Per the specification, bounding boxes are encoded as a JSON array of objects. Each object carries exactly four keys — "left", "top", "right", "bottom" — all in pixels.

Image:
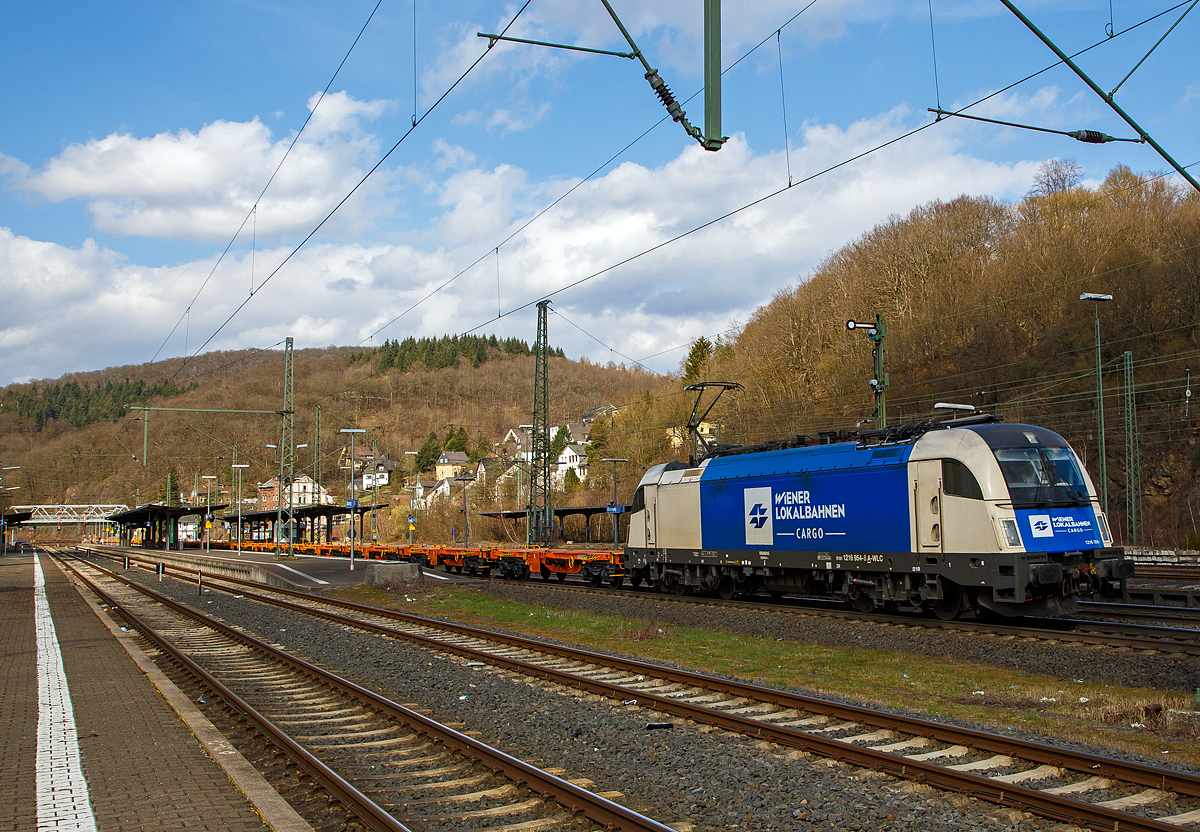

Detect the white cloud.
[
  {"left": 431, "top": 139, "right": 477, "bottom": 171},
  {"left": 1184, "top": 82, "right": 1200, "bottom": 104},
  {"left": 4, "top": 91, "right": 395, "bottom": 241},
  {"left": 1, "top": 105, "right": 1040, "bottom": 384}
]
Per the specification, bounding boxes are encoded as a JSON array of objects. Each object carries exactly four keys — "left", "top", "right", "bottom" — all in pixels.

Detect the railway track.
[
  {"left": 54, "top": 551, "right": 675, "bottom": 832},
  {"left": 488, "top": 573, "right": 1200, "bottom": 655},
  {"left": 1132, "top": 567, "right": 1200, "bottom": 581},
  {"left": 71, "top": 547, "right": 1200, "bottom": 832},
  {"left": 88, "top": 545, "right": 1200, "bottom": 649},
  {"left": 1079, "top": 602, "right": 1200, "bottom": 626}
]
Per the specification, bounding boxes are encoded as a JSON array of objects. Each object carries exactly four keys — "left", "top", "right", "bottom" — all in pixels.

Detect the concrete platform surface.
[{"left": 0, "top": 552, "right": 313, "bottom": 832}]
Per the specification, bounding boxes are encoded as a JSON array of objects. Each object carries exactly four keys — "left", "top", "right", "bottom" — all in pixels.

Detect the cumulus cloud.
[
  {"left": 4, "top": 91, "right": 395, "bottom": 241},
  {"left": 1, "top": 104, "right": 1041, "bottom": 384}
]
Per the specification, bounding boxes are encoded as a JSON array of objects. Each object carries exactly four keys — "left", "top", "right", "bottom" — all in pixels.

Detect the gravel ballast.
[{"left": 87, "top": 562, "right": 1124, "bottom": 832}]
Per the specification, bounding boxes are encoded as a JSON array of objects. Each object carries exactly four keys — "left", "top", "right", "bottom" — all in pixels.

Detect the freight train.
[
  {"left": 622, "top": 414, "right": 1133, "bottom": 618},
  {"left": 199, "top": 413, "right": 1130, "bottom": 619}
]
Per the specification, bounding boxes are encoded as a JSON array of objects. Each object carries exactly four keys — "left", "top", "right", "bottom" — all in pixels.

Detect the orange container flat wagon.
[{"left": 523, "top": 548, "right": 625, "bottom": 587}]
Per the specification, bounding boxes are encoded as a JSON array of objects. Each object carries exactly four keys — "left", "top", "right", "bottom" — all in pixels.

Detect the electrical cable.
[
  {"left": 1108, "top": 0, "right": 1199, "bottom": 100},
  {"left": 927, "top": 0, "right": 942, "bottom": 111},
  {"left": 777, "top": 30, "right": 792, "bottom": 186},
  {"left": 457, "top": 2, "right": 1193, "bottom": 346},
  {"left": 357, "top": 1, "right": 824, "bottom": 346},
  {"left": 549, "top": 309, "right": 658, "bottom": 374},
  {"left": 151, "top": 0, "right": 386, "bottom": 364},
  {"left": 172, "top": 1, "right": 535, "bottom": 378},
  {"left": 464, "top": 119, "right": 940, "bottom": 331}
]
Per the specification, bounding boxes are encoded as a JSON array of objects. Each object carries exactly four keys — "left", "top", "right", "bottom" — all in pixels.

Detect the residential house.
[
  {"left": 473, "top": 457, "right": 506, "bottom": 486},
  {"left": 553, "top": 443, "right": 589, "bottom": 486},
  {"left": 667, "top": 421, "right": 720, "bottom": 450},
  {"left": 359, "top": 453, "right": 400, "bottom": 490},
  {"left": 257, "top": 474, "right": 333, "bottom": 511},
  {"left": 411, "top": 478, "right": 448, "bottom": 510},
  {"left": 434, "top": 451, "right": 471, "bottom": 481}
]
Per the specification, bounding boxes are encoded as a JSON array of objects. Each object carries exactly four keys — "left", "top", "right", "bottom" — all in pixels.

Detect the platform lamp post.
[
  {"left": 201, "top": 475, "right": 217, "bottom": 554},
  {"left": 600, "top": 458, "right": 628, "bottom": 547},
  {"left": 2, "top": 481, "right": 20, "bottom": 554},
  {"left": 404, "top": 451, "right": 418, "bottom": 545},
  {"left": 232, "top": 464, "right": 249, "bottom": 555},
  {"left": 340, "top": 429, "right": 367, "bottom": 571},
  {"left": 1081, "top": 293, "right": 1114, "bottom": 516},
  {"left": 291, "top": 443, "right": 308, "bottom": 555},
  {"left": 266, "top": 443, "right": 281, "bottom": 555}
]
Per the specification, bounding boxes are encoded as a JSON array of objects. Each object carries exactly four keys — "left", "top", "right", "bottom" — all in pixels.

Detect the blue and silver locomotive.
[{"left": 624, "top": 415, "right": 1132, "bottom": 618}]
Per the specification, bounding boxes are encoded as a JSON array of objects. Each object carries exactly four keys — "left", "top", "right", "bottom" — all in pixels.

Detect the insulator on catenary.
[
  {"left": 644, "top": 69, "right": 685, "bottom": 122},
  {"left": 1067, "top": 130, "right": 1114, "bottom": 144}
]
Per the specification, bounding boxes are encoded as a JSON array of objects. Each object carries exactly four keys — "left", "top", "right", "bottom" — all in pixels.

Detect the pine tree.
[
  {"left": 415, "top": 431, "right": 441, "bottom": 473},
  {"left": 682, "top": 336, "right": 714, "bottom": 385}
]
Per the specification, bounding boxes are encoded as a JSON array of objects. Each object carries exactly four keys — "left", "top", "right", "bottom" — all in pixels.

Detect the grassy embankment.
[{"left": 338, "top": 583, "right": 1200, "bottom": 767}]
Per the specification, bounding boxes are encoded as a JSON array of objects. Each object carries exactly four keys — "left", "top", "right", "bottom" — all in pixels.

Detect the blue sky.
[{"left": 2, "top": 0, "right": 1197, "bottom": 384}]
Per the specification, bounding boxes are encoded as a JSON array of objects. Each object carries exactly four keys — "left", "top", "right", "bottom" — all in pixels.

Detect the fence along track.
[
  {"left": 54, "top": 552, "right": 676, "bottom": 832},
  {"left": 81, "top": 546, "right": 1200, "bottom": 832}
]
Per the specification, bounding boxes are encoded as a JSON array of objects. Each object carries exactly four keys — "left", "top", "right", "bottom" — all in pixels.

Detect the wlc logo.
[
  {"left": 748, "top": 503, "right": 769, "bottom": 529},
  {"left": 743, "top": 487, "right": 773, "bottom": 545},
  {"left": 1028, "top": 513, "right": 1054, "bottom": 538}
]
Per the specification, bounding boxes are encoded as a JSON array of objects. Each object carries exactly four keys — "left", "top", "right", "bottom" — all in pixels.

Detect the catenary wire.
[
  {"left": 357, "top": 1, "right": 824, "bottom": 346},
  {"left": 151, "top": 0, "right": 386, "bottom": 364},
  {"left": 549, "top": 309, "right": 659, "bottom": 374},
  {"left": 170, "top": 1, "right": 535, "bottom": 381},
  {"left": 458, "top": 3, "right": 1192, "bottom": 347}
]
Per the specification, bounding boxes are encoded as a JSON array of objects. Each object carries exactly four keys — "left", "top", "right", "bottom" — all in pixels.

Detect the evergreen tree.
[
  {"left": 682, "top": 336, "right": 714, "bottom": 385},
  {"left": 2, "top": 377, "right": 195, "bottom": 432},
  {"left": 550, "top": 425, "right": 571, "bottom": 458},
  {"left": 415, "top": 431, "right": 441, "bottom": 472},
  {"left": 443, "top": 426, "right": 469, "bottom": 454}
]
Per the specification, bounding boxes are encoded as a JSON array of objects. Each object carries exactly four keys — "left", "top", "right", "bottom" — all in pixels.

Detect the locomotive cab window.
[
  {"left": 942, "top": 459, "right": 983, "bottom": 500},
  {"left": 994, "top": 446, "right": 1089, "bottom": 509},
  {"left": 631, "top": 485, "right": 646, "bottom": 514}
]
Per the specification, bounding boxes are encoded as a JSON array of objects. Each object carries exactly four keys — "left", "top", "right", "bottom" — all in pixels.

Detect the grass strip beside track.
[{"left": 338, "top": 583, "right": 1200, "bottom": 769}]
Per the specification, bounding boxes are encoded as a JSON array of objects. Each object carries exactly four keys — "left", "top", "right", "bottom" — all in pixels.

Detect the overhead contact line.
[
  {"left": 173, "top": 1, "right": 536, "bottom": 378},
  {"left": 153, "top": 0, "right": 387, "bottom": 366}
]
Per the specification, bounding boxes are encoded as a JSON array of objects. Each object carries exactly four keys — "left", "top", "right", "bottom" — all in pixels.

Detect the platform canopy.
[
  {"left": 219, "top": 503, "right": 387, "bottom": 524},
  {"left": 2, "top": 510, "right": 33, "bottom": 528},
  {"left": 106, "top": 503, "right": 227, "bottom": 525},
  {"left": 219, "top": 503, "right": 388, "bottom": 545},
  {"left": 106, "top": 503, "right": 228, "bottom": 549}
]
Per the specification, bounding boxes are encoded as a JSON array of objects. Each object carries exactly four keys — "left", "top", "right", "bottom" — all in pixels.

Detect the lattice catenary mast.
[{"left": 529, "top": 301, "right": 554, "bottom": 544}]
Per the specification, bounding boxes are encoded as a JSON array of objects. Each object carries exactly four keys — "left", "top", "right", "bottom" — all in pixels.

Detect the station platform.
[
  {"left": 93, "top": 545, "right": 383, "bottom": 591},
  {"left": 0, "top": 551, "right": 313, "bottom": 832}
]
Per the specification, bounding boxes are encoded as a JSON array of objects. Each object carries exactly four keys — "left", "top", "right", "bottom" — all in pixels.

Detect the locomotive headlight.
[{"left": 997, "top": 518, "right": 1022, "bottom": 548}]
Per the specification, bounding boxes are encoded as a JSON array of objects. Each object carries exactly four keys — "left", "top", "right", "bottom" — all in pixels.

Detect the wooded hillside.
[
  {"left": 596, "top": 163, "right": 1200, "bottom": 548},
  {"left": 0, "top": 338, "right": 665, "bottom": 527},
  {"left": 4, "top": 162, "right": 1197, "bottom": 548}
]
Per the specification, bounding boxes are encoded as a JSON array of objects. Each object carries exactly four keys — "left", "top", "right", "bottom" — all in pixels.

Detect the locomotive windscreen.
[{"left": 994, "top": 446, "right": 1090, "bottom": 509}]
